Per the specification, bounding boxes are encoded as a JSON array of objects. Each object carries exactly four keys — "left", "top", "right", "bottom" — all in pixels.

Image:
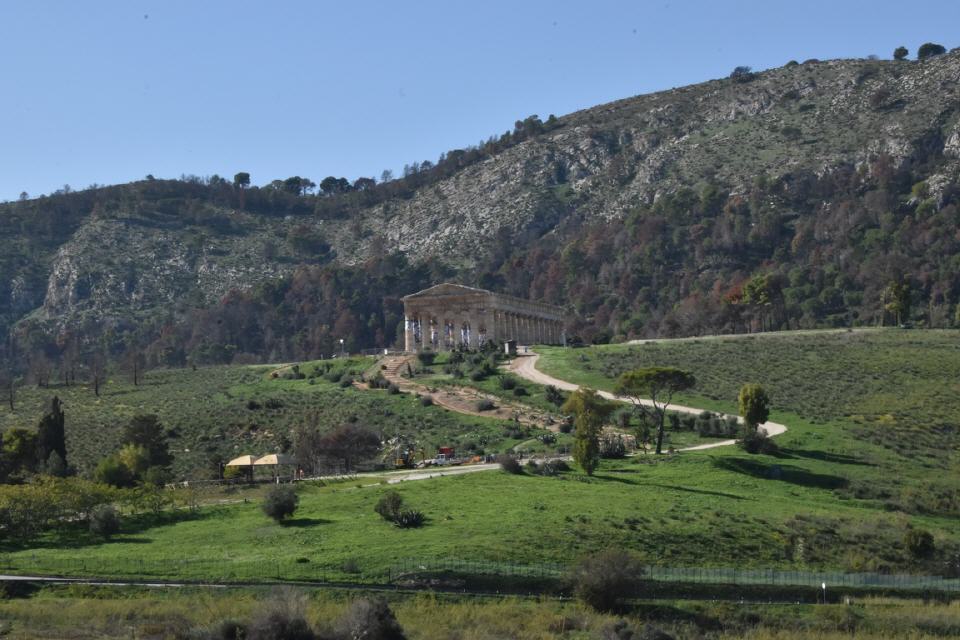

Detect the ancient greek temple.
[{"left": 402, "top": 283, "right": 565, "bottom": 352}]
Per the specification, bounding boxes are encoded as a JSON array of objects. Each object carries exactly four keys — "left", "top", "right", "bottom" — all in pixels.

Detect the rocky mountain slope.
[{"left": 2, "top": 52, "right": 960, "bottom": 362}]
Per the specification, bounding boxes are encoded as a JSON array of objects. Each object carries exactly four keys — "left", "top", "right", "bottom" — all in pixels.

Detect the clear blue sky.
[{"left": 1, "top": 1, "right": 957, "bottom": 201}]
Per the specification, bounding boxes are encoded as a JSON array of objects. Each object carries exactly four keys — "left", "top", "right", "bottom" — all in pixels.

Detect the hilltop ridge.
[{"left": 2, "top": 51, "right": 960, "bottom": 364}]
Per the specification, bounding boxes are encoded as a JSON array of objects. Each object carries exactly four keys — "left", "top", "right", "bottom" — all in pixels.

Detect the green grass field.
[{"left": 2, "top": 329, "right": 958, "bottom": 585}]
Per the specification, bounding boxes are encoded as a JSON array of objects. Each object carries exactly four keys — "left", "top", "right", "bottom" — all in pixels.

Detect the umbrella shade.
[
  {"left": 254, "top": 453, "right": 295, "bottom": 466},
  {"left": 225, "top": 455, "right": 258, "bottom": 467}
]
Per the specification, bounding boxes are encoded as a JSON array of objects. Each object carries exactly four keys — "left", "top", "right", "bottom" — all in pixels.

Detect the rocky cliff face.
[
  {"left": 6, "top": 52, "right": 960, "bottom": 336},
  {"left": 341, "top": 55, "right": 959, "bottom": 264}
]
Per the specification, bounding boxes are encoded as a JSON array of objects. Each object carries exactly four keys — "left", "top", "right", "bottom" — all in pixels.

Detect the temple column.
[{"left": 405, "top": 315, "right": 414, "bottom": 352}]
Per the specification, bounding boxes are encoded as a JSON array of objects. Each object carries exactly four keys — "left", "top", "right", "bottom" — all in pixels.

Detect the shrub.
[
  {"left": 570, "top": 549, "right": 646, "bottom": 612},
  {"left": 392, "top": 509, "right": 425, "bottom": 528},
  {"left": 498, "top": 454, "right": 523, "bottom": 475},
  {"left": 94, "top": 455, "right": 135, "bottom": 488},
  {"left": 142, "top": 466, "right": 171, "bottom": 488},
  {"left": 247, "top": 612, "right": 314, "bottom": 640},
  {"left": 89, "top": 504, "right": 120, "bottom": 538},
  {"left": 537, "top": 459, "right": 570, "bottom": 476},
  {"left": 325, "top": 370, "right": 343, "bottom": 383},
  {"left": 600, "top": 435, "right": 627, "bottom": 459},
  {"left": 262, "top": 485, "right": 299, "bottom": 523},
  {"left": 419, "top": 395, "right": 433, "bottom": 407},
  {"left": 739, "top": 427, "right": 778, "bottom": 455},
  {"left": 559, "top": 418, "right": 574, "bottom": 434},
  {"left": 917, "top": 42, "right": 946, "bottom": 60},
  {"left": 545, "top": 385, "right": 566, "bottom": 407},
  {"left": 512, "top": 387, "right": 528, "bottom": 397},
  {"left": 476, "top": 399, "right": 495, "bottom": 412},
  {"left": 469, "top": 370, "right": 486, "bottom": 381},
  {"left": 212, "top": 620, "right": 248, "bottom": 640},
  {"left": 335, "top": 597, "right": 406, "bottom": 640},
  {"left": 375, "top": 491, "right": 404, "bottom": 522},
  {"left": 247, "top": 400, "right": 262, "bottom": 410},
  {"left": 387, "top": 383, "right": 400, "bottom": 395},
  {"left": 730, "top": 65, "right": 755, "bottom": 82},
  {"left": 368, "top": 374, "right": 388, "bottom": 390},
  {"left": 339, "top": 376, "right": 354, "bottom": 388},
  {"left": 905, "top": 529, "right": 935, "bottom": 558},
  {"left": 416, "top": 351, "right": 436, "bottom": 367},
  {"left": 498, "top": 376, "right": 516, "bottom": 390},
  {"left": 893, "top": 46, "right": 908, "bottom": 60}
]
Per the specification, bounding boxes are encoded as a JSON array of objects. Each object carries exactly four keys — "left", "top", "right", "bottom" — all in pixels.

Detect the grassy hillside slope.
[
  {"left": 0, "top": 357, "right": 538, "bottom": 477},
  {"left": 3, "top": 330, "right": 958, "bottom": 581}
]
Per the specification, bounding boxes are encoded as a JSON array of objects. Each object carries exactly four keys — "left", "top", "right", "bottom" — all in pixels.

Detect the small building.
[{"left": 402, "top": 283, "right": 565, "bottom": 352}]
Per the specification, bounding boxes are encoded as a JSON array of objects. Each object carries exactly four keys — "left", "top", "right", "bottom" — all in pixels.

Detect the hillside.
[
  {"left": 3, "top": 52, "right": 960, "bottom": 366},
  {"left": 4, "top": 330, "right": 958, "bottom": 583}
]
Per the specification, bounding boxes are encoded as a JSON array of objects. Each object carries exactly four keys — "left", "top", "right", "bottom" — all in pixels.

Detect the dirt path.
[
  {"left": 508, "top": 352, "right": 786, "bottom": 451},
  {"left": 375, "top": 355, "right": 557, "bottom": 430}
]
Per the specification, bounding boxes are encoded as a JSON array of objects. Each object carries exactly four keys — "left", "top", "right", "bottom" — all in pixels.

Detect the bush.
[
  {"left": 476, "top": 399, "right": 495, "bottom": 412},
  {"left": 374, "top": 492, "right": 424, "bottom": 528},
  {"left": 94, "top": 455, "right": 136, "bottom": 488},
  {"left": 469, "top": 370, "right": 486, "bottom": 382},
  {"left": 730, "top": 65, "right": 755, "bottom": 82},
  {"left": 142, "top": 466, "right": 171, "bottom": 488},
  {"left": 545, "top": 385, "right": 566, "bottom": 407},
  {"left": 918, "top": 42, "right": 946, "bottom": 60},
  {"left": 334, "top": 597, "right": 406, "bottom": 640},
  {"left": 89, "top": 504, "right": 120, "bottom": 538},
  {"left": 262, "top": 485, "right": 299, "bottom": 523},
  {"left": 498, "top": 454, "right": 523, "bottom": 474},
  {"left": 247, "top": 612, "right": 314, "bottom": 640},
  {"left": 339, "top": 376, "right": 354, "bottom": 388},
  {"left": 498, "top": 376, "right": 516, "bottom": 390},
  {"left": 559, "top": 418, "right": 574, "bottom": 434},
  {"left": 738, "top": 427, "right": 778, "bottom": 454},
  {"left": 212, "top": 620, "right": 248, "bottom": 640},
  {"left": 537, "top": 459, "right": 570, "bottom": 476},
  {"left": 600, "top": 435, "right": 627, "bottom": 459},
  {"left": 570, "top": 549, "right": 646, "bottom": 612},
  {"left": 387, "top": 383, "right": 400, "bottom": 395},
  {"left": 392, "top": 509, "right": 425, "bottom": 528},
  {"left": 375, "top": 491, "right": 404, "bottom": 522},
  {"left": 905, "top": 529, "right": 935, "bottom": 558},
  {"left": 512, "top": 387, "right": 528, "bottom": 397},
  {"left": 416, "top": 351, "right": 436, "bottom": 367},
  {"left": 419, "top": 395, "right": 433, "bottom": 407}
]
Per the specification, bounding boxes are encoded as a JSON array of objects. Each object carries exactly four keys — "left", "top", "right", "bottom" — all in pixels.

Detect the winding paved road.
[{"left": 508, "top": 351, "right": 786, "bottom": 451}]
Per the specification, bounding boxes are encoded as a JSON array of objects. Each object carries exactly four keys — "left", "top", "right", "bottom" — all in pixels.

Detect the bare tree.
[{"left": 88, "top": 352, "right": 106, "bottom": 397}]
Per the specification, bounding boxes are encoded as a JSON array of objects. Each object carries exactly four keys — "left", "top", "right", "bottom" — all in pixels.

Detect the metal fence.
[
  {"left": 391, "top": 558, "right": 960, "bottom": 593},
  {"left": 2, "top": 553, "right": 959, "bottom": 593}
]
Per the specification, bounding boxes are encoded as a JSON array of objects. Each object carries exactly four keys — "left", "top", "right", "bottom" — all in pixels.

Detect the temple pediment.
[{"left": 402, "top": 283, "right": 490, "bottom": 301}]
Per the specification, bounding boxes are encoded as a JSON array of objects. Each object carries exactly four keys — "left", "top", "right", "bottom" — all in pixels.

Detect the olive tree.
[
  {"left": 917, "top": 42, "right": 946, "bottom": 60},
  {"left": 562, "top": 389, "right": 616, "bottom": 475},
  {"left": 614, "top": 368, "right": 695, "bottom": 454}
]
